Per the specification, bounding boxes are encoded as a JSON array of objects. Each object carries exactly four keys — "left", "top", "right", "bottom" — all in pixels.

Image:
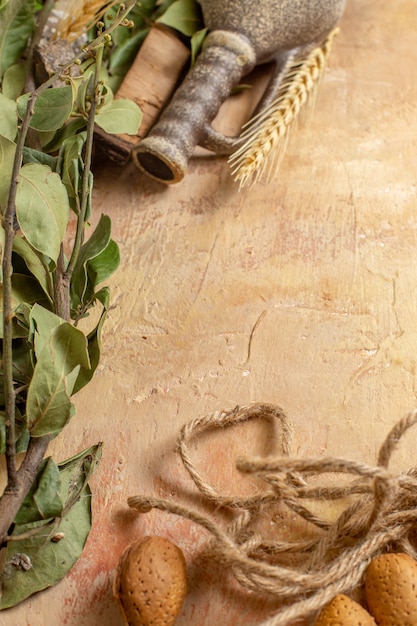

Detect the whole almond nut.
[
  {"left": 113, "top": 535, "right": 187, "bottom": 626},
  {"left": 313, "top": 593, "right": 377, "bottom": 626},
  {"left": 365, "top": 552, "right": 417, "bottom": 626}
]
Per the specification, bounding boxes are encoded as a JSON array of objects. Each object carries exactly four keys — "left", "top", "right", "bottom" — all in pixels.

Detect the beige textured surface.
[{"left": 4, "top": 0, "right": 417, "bottom": 624}]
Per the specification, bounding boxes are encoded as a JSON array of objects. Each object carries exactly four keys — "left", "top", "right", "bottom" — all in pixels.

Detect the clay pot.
[{"left": 133, "top": 0, "right": 346, "bottom": 184}]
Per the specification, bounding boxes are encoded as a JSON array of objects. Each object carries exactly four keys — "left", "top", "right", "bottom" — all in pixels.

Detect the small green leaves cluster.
[{"left": 0, "top": 0, "right": 141, "bottom": 609}]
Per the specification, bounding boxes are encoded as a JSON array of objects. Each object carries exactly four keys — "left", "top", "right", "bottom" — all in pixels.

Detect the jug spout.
[{"left": 133, "top": 31, "right": 256, "bottom": 184}]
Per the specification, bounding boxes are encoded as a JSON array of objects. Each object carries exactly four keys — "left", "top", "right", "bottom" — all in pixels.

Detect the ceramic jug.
[{"left": 133, "top": 0, "right": 346, "bottom": 184}]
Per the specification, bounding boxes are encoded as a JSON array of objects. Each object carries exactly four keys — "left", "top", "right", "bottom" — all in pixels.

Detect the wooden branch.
[{"left": 0, "top": 436, "right": 51, "bottom": 542}]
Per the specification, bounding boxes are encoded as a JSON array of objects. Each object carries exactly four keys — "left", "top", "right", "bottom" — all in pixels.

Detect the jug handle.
[{"left": 198, "top": 50, "right": 299, "bottom": 156}]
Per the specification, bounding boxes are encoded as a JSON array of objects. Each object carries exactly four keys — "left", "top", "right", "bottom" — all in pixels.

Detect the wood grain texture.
[{"left": 5, "top": 0, "right": 417, "bottom": 624}]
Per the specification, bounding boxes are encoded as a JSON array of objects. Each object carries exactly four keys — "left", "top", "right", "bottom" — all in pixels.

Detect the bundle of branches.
[
  {"left": 0, "top": 0, "right": 209, "bottom": 608},
  {"left": 0, "top": 0, "right": 143, "bottom": 609}
]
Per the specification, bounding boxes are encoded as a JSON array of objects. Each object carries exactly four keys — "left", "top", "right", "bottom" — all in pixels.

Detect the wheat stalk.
[
  {"left": 54, "top": 0, "right": 118, "bottom": 42},
  {"left": 229, "top": 29, "right": 339, "bottom": 190}
]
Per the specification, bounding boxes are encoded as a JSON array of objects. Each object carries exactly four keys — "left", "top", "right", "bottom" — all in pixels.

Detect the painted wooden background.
[{"left": 5, "top": 0, "right": 417, "bottom": 624}]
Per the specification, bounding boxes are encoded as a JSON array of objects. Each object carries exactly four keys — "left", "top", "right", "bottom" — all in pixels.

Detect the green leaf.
[
  {"left": 10, "top": 337, "right": 34, "bottom": 383},
  {"left": 29, "top": 304, "right": 65, "bottom": 355},
  {"left": 0, "top": 134, "right": 15, "bottom": 213},
  {"left": 154, "top": 0, "right": 178, "bottom": 13},
  {"left": 26, "top": 323, "right": 90, "bottom": 436},
  {"left": 9, "top": 274, "right": 49, "bottom": 307},
  {"left": 13, "top": 236, "right": 53, "bottom": 301},
  {"left": 73, "top": 291, "right": 109, "bottom": 393},
  {"left": 60, "top": 132, "right": 87, "bottom": 210},
  {"left": 17, "top": 86, "right": 74, "bottom": 132},
  {"left": 72, "top": 69, "right": 95, "bottom": 116},
  {"left": 16, "top": 163, "right": 70, "bottom": 263},
  {"left": 0, "top": 274, "right": 51, "bottom": 338},
  {"left": 156, "top": 0, "right": 203, "bottom": 37},
  {"left": 95, "top": 98, "right": 142, "bottom": 135},
  {"left": 2, "top": 62, "right": 25, "bottom": 99},
  {"left": 0, "top": 0, "right": 35, "bottom": 80},
  {"left": 57, "top": 443, "right": 102, "bottom": 490},
  {"left": 109, "top": 28, "right": 149, "bottom": 74},
  {"left": 191, "top": 27, "right": 207, "bottom": 65},
  {"left": 51, "top": 322, "right": 91, "bottom": 375},
  {"left": 31, "top": 459, "right": 63, "bottom": 521},
  {"left": 16, "top": 428, "right": 30, "bottom": 452},
  {"left": 0, "top": 408, "right": 28, "bottom": 455},
  {"left": 15, "top": 458, "right": 63, "bottom": 525},
  {"left": 98, "top": 82, "right": 114, "bottom": 110},
  {"left": 14, "top": 301, "right": 32, "bottom": 331},
  {"left": 86, "top": 238, "right": 120, "bottom": 293},
  {"left": 71, "top": 214, "right": 113, "bottom": 307},
  {"left": 94, "top": 285, "right": 110, "bottom": 309},
  {"left": 72, "top": 237, "right": 119, "bottom": 314},
  {"left": 26, "top": 367, "right": 71, "bottom": 436},
  {"left": 22, "top": 146, "right": 58, "bottom": 169},
  {"left": 0, "top": 92, "right": 17, "bottom": 140},
  {"left": 0, "top": 444, "right": 102, "bottom": 610},
  {"left": 40, "top": 117, "right": 86, "bottom": 153}
]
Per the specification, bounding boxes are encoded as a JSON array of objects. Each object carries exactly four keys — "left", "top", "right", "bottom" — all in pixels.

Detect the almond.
[
  {"left": 113, "top": 535, "right": 187, "bottom": 626},
  {"left": 313, "top": 593, "right": 377, "bottom": 625},
  {"left": 365, "top": 552, "right": 417, "bottom": 626}
]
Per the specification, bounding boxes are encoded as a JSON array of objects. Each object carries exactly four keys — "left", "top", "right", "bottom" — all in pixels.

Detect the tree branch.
[{"left": 0, "top": 436, "right": 51, "bottom": 542}]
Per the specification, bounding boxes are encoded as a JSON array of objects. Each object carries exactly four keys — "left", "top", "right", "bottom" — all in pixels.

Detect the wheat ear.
[
  {"left": 55, "top": 0, "right": 118, "bottom": 42},
  {"left": 228, "top": 29, "right": 339, "bottom": 189}
]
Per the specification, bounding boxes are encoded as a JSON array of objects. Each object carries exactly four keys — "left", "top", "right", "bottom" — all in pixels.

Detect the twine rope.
[{"left": 128, "top": 403, "right": 417, "bottom": 625}]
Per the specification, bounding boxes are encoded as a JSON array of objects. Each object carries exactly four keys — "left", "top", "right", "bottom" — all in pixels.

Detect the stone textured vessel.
[{"left": 133, "top": 0, "right": 347, "bottom": 184}]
